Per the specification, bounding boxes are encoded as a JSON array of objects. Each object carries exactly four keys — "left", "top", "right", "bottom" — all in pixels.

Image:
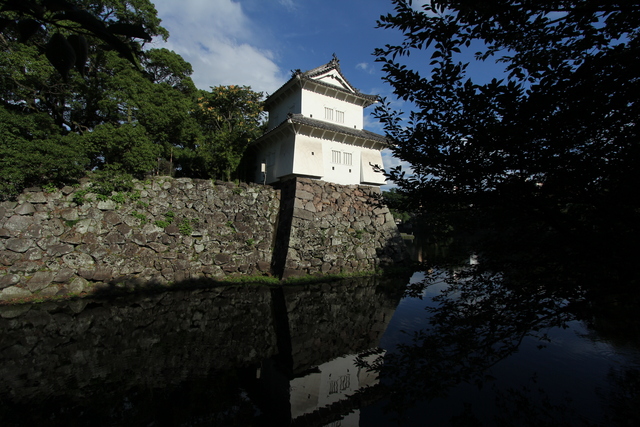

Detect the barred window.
[
  {"left": 343, "top": 152, "right": 352, "bottom": 166},
  {"left": 324, "top": 107, "right": 334, "bottom": 121},
  {"left": 336, "top": 110, "right": 345, "bottom": 124},
  {"left": 332, "top": 150, "right": 341, "bottom": 164}
]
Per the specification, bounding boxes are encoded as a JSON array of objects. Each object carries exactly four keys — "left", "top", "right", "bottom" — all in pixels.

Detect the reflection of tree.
[
  {"left": 601, "top": 367, "right": 640, "bottom": 427},
  {"left": 355, "top": 236, "right": 640, "bottom": 425},
  {"left": 371, "top": 267, "right": 578, "bottom": 413},
  {"left": 493, "top": 376, "right": 587, "bottom": 427}
]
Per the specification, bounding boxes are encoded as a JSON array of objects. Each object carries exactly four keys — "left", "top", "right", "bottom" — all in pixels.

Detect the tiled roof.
[
  {"left": 288, "top": 114, "right": 387, "bottom": 144},
  {"left": 267, "top": 56, "right": 379, "bottom": 106},
  {"left": 254, "top": 113, "right": 388, "bottom": 148},
  {"left": 300, "top": 54, "right": 343, "bottom": 78}
]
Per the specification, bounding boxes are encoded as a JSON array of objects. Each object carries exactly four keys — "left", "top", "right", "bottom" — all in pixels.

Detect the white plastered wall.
[
  {"left": 288, "top": 134, "right": 386, "bottom": 186},
  {"left": 322, "top": 138, "right": 360, "bottom": 185},
  {"left": 267, "top": 91, "right": 301, "bottom": 131},
  {"left": 301, "top": 90, "right": 363, "bottom": 130},
  {"left": 292, "top": 138, "right": 324, "bottom": 178},
  {"left": 360, "top": 150, "right": 386, "bottom": 185},
  {"left": 314, "top": 69, "right": 351, "bottom": 90},
  {"left": 254, "top": 132, "right": 297, "bottom": 184}
]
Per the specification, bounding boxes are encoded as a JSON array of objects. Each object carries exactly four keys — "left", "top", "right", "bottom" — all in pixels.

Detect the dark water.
[
  {"left": 362, "top": 271, "right": 640, "bottom": 426},
  {"left": 0, "top": 267, "right": 638, "bottom": 426}
]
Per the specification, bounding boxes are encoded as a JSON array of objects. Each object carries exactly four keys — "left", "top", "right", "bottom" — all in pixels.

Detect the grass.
[
  {"left": 178, "top": 219, "right": 193, "bottom": 236},
  {"left": 65, "top": 219, "right": 82, "bottom": 228},
  {"left": 131, "top": 211, "right": 148, "bottom": 224},
  {"left": 0, "top": 291, "right": 83, "bottom": 306},
  {"left": 72, "top": 189, "right": 90, "bottom": 205},
  {"left": 0, "top": 269, "right": 407, "bottom": 307}
]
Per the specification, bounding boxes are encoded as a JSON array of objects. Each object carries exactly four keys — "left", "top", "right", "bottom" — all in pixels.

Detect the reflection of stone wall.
[
  {"left": 0, "top": 276, "right": 406, "bottom": 425},
  {"left": 0, "top": 286, "right": 277, "bottom": 401},
  {"left": 276, "top": 178, "right": 407, "bottom": 279},
  {"left": 0, "top": 178, "right": 280, "bottom": 299},
  {"left": 283, "top": 276, "right": 401, "bottom": 373}
]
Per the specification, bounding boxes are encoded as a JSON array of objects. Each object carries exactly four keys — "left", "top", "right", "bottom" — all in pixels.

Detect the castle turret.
[{"left": 250, "top": 56, "right": 387, "bottom": 186}]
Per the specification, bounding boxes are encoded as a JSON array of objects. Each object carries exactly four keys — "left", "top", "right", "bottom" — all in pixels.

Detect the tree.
[
  {"left": 0, "top": 0, "right": 169, "bottom": 130},
  {"left": 0, "top": 0, "right": 166, "bottom": 79},
  {"left": 375, "top": 1, "right": 640, "bottom": 243},
  {"left": 88, "top": 48, "right": 201, "bottom": 173},
  {"left": 0, "top": 105, "right": 88, "bottom": 198},
  {"left": 1, "top": 2, "right": 205, "bottom": 194},
  {"left": 383, "top": 188, "right": 412, "bottom": 223},
  {"left": 187, "top": 85, "right": 265, "bottom": 181}
]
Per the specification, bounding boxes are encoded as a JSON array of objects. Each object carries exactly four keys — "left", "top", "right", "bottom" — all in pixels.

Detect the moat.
[{"left": 1, "top": 262, "right": 639, "bottom": 426}]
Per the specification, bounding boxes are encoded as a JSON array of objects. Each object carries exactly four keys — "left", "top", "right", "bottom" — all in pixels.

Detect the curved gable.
[{"left": 313, "top": 69, "right": 354, "bottom": 92}]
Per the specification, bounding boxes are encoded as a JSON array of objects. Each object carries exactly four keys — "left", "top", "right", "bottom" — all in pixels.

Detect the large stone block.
[
  {"left": 4, "top": 215, "right": 34, "bottom": 234},
  {"left": 14, "top": 203, "right": 35, "bottom": 215},
  {"left": 5, "top": 238, "right": 32, "bottom": 253},
  {"left": 0, "top": 286, "right": 32, "bottom": 301},
  {"left": 26, "top": 271, "right": 55, "bottom": 292},
  {"left": 0, "top": 274, "right": 20, "bottom": 289}
]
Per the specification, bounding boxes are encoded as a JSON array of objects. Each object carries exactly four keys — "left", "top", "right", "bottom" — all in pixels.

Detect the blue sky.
[
  {"left": 149, "top": 0, "right": 504, "bottom": 188},
  {"left": 151, "top": 0, "right": 399, "bottom": 97}
]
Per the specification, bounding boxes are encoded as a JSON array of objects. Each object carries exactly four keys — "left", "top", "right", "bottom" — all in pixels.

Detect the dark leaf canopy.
[
  {"left": 375, "top": 0, "right": 640, "bottom": 219},
  {"left": 0, "top": 0, "right": 167, "bottom": 78}
]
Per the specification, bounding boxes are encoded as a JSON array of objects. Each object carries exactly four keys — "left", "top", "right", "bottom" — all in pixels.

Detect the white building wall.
[
  {"left": 314, "top": 69, "right": 350, "bottom": 89},
  {"left": 360, "top": 150, "right": 387, "bottom": 185},
  {"left": 276, "top": 136, "right": 296, "bottom": 180},
  {"left": 276, "top": 134, "right": 386, "bottom": 186},
  {"left": 292, "top": 138, "right": 324, "bottom": 178},
  {"left": 301, "top": 90, "right": 363, "bottom": 130},
  {"left": 253, "top": 143, "right": 278, "bottom": 184},
  {"left": 267, "top": 91, "right": 301, "bottom": 131},
  {"left": 322, "top": 139, "right": 360, "bottom": 185},
  {"left": 253, "top": 133, "right": 299, "bottom": 184}
]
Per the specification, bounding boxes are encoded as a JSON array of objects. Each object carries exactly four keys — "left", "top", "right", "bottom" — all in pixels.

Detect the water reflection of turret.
[{"left": 254, "top": 274, "right": 407, "bottom": 426}]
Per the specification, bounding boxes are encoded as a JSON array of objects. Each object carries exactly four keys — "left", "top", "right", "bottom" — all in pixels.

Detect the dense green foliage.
[
  {"left": 0, "top": 0, "right": 166, "bottom": 78},
  {"left": 375, "top": 0, "right": 640, "bottom": 253},
  {"left": 184, "top": 85, "right": 266, "bottom": 181},
  {"left": 0, "top": 1, "right": 265, "bottom": 200},
  {"left": 382, "top": 188, "right": 411, "bottom": 223},
  {"left": 0, "top": 107, "right": 87, "bottom": 197}
]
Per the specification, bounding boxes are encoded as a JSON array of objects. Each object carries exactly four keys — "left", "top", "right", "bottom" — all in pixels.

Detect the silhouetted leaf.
[
  {"left": 41, "top": 0, "right": 73, "bottom": 12},
  {"left": 45, "top": 33, "right": 75, "bottom": 81},
  {"left": 0, "top": 17, "right": 13, "bottom": 32},
  {"left": 0, "top": 0, "right": 30, "bottom": 13},
  {"left": 67, "top": 34, "right": 88, "bottom": 75},
  {"left": 108, "top": 22, "right": 151, "bottom": 41},
  {"left": 17, "top": 19, "right": 41, "bottom": 43}
]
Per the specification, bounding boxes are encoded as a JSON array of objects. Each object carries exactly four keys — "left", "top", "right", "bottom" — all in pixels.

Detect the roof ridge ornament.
[{"left": 330, "top": 53, "right": 342, "bottom": 73}]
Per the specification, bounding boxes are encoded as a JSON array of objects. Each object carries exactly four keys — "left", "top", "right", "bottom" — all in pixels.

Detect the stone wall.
[
  {"left": 0, "top": 176, "right": 407, "bottom": 300},
  {"left": 0, "top": 178, "right": 280, "bottom": 300},
  {"left": 276, "top": 177, "right": 406, "bottom": 279}
]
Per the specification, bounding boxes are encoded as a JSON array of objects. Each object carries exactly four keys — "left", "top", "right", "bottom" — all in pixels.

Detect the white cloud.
[
  {"left": 278, "top": 0, "right": 297, "bottom": 11},
  {"left": 356, "top": 62, "right": 375, "bottom": 74},
  {"left": 151, "top": 0, "right": 287, "bottom": 94}
]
